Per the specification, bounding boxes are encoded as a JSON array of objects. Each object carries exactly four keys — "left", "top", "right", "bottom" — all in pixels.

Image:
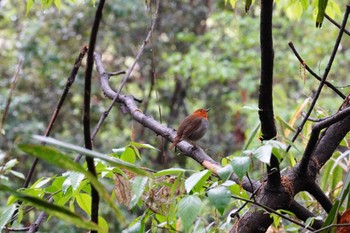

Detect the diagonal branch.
[
  {"left": 305, "top": 182, "right": 333, "bottom": 213},
  {"left": 94, "top": 52, "right": 260, "bottom": 193},
  {"left": 325, "top": 13, "right": 350, "bottom": 36}
]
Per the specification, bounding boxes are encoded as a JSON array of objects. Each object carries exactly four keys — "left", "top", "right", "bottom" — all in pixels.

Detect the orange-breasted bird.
[{"left": 169, "top": 108, "right": 210, "bottom": 150}]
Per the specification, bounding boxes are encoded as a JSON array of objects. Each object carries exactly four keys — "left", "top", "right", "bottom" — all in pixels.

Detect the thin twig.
[
  {"left": 313, "top": 223, "right": 350, "bottom": 233},
  {"left": 287, "top": 6, "right": 350, "bottom": 156},
  {"left": 230, "top": 183, "right": 262, "bottom": 219},
  {"left": 325, "top": 13, "right": 350, "bottom": 36},
  {"left": 91, "top": 0, "right": 160, "bottom": 140},
  {"left": 4, "top": 226, "right": 30, "bottom": 232},
  {"left": 106, "top": 70, "right": 126, "bottom": 76},
  {"left": 246, "top": 172, "right": 256, "bottom": 203},
  {"left": 288, "top": 42, "right": 345, "bottom": 100},
  {"left": 1, "top": 60, "right": 22, "bottom": 131}
]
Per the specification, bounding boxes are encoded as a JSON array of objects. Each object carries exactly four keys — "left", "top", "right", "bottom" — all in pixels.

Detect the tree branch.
[
  {"left": 83, "top": 0, "right": 106, "bottom": 231},
  {"left": 91, "top": 0, "right": 160, "bottom": 141},
  {"left": 259, "top": 0, "right": 280, "bottom": 188},
  {"left": 325, "top": 13, "right": 350, "bottom": 36},
  {"left": 94, "top": 52, "right": 260, "bottom": 193},
  {"left": 305, "top": 182, "right": 333, "bottom": 213},
  {"left": 299, "top": 105, "right": 350, "bottom": 173}
]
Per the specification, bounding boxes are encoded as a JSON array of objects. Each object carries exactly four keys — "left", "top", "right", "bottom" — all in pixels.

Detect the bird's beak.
[{"left": 206, "top": 108, "right": 211, "bottom": 112}]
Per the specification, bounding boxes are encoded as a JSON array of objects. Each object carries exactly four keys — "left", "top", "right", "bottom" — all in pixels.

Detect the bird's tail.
[{"left": 169, "top": 138, "right": 179, "bottom": 151}]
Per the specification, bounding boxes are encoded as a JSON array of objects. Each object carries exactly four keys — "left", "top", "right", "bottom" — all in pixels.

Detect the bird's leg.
[{"left": 189, "top": 141, "right": 198, "bottom": 151}]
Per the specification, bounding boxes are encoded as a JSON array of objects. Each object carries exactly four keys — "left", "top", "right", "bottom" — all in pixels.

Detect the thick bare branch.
[{"left": 259, "top": 0, "right": 280, "bottom": 187}]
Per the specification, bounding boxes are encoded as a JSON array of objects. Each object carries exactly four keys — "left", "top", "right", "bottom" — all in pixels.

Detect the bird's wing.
[{"left": 179, "top": 117, "right": 204, "bottom": 140}]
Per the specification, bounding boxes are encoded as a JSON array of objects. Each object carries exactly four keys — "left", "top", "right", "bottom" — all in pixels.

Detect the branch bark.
[
  {"left": 83, "top": 0, "right": 106, "bottom": 231},
  {"left": 258, "top": 0, "right": 280, "bottom": 188}
]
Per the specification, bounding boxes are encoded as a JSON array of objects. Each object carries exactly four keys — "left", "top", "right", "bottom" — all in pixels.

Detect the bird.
[{"left": 169, "top": 108, "right": 210, "bottom": 150}]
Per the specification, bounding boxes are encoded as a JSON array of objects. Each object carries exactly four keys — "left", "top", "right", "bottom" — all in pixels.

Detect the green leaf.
[
  {"left": 228, "top": 183, "right": 249, "bottom": 199},
  {"left": 19, "top": 144, "right": 125, "bottom": 223},
  {"left": 242, "top": 105, "right": 259, "bottom": 111},
  {"left": 322, "top": 172, "right": 350, "bottom": 231},
  {"left": 300, "top": 0, "right": 309, "bottom": 10},
  {"left": 41, "top": 0, "right": 53, "bottom": 8},
  {"left": 154, "top": 168, "right": 186, "bottom": 177},
  {"left": 316, "top": 0, "right": 328, "bottom": 28},
  {"left": 130, "top": 141, "right": 159, "bottom": 151},
  {"left": 120, "top": 146, "right": 136, "bottom": 163},
  {"left": 98, "top": 216, "right": 109, "bottom": 233},
  {"left": 185, "top": 170, "right": 212, "bottom": 193},
  {"left": 4, "top": 159, "right": 18, "bottom": 170},
  {"left": 112, "top": 147, "right": 125, "bottom": 155},
  {"left": 9, "top": 170, "right": 25, "bottom": 180},
  {"left": 32, "top": 135, "right": 149, "bottom": 176},
  {"left": 130, "top": 176, "right": 148, "bottom": 208},
  {"left": 53, "top": 0, "right": 61, "bottom": 10},
  {"left": 0, "top": 204, "right": 17, "bottom": 229},
  {"left": 321, "top": 200, "right": 339, "bottom": 232},
  {"left": 245, "top": 0, "right": 252, "bottom": 12},
  {"left": 285, "top": 1, "right": 303, "bottom": 20},
  {"left": 0, "top": 184, "right": 104, "bottom": 232},
  {"left": 32, "top": 177, "right": 53, "bottom": 189},
  {"left": 207, "top": 186, "right": 231, "bottom": 215},
  {"left": 231, "top": 156, "right": 251, "bottom": 180},
  {"left": 26, "top": 0, "right": 34, "bottom": 15},
  {"left": 217, "top": 165, "right": 233, "bottom": 181},
  {"left": 254, "top": 144, "right": 272, "bottom": 165},
  {"left": 76, "top": 193, "right": 92, "bottom": 215},
  {"left": 62, "top": 171, "right": 85, "bottom": 193},
  {"left": 242, "top": 123, "right": 260, "bottom": 151},
  {"left": 178, "top": 195, "right": 202, "bottom": 231}
]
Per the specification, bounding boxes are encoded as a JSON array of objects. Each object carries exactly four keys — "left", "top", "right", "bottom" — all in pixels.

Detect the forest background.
[{"left": 1, "top": 0, "right": 350, "bottom": 232}]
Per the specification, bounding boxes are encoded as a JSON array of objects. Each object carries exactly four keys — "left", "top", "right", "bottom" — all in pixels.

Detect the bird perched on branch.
[{"left": 169, "top": 108, "right": 210, "bottom": 150}]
